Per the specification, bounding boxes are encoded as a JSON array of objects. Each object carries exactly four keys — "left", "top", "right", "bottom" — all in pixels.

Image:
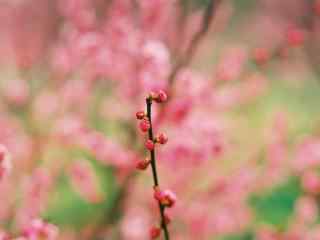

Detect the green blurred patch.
[
  {"left": 249, "top": 177, "right": 301, "bottom": 230},
  {"left": 219, "top": 232, "right": 254, "bottom": 240},
  {"left": 186, "top": 0, "right": 256, "bottom": 10},
  {"left": 232, "top": 0, "right": 256, "bottom": 12},
  {"left": 43, "top": 156, "right": 121, "bottom": 229},
  {"left": 233, "top": 77, "right": 320, "bottom": 143}
]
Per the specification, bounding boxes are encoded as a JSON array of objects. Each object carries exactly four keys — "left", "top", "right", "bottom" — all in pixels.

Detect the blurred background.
[{"left": 1, "top": 0, "right": 320, "bottom": 239}]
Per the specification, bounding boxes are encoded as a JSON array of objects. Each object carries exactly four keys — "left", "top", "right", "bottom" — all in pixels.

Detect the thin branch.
[
  {"left": 146, "top": 98, "right": 170, "bottom": 240},
  {"left": 168, "top": 0, "right": 222, "bottom": 86}
]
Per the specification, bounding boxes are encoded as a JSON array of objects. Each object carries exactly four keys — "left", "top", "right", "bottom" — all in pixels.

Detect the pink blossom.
[
  {"left": 69, "top": 160, "right": 103, "bottom": 203},
  {"left": 293, "top": 138, "right": 320, "bottom": 172},
  {"left": 0, "top": 144, "right": 12, "bottom": 180},
  {"left": 0, "top": 231, "right": 10, "bottom": 240},
  {"left": 154, "top": 189, "right": 177, "bottom": 208},
  {"left": 15, "top": 169, "right": 53, "bottom": 228},
  {"left": 256, "top": 228, "right": 279, "bottom": 240},
  {"left": 22, "top": 219, "right": 58, "bottom": 240},
  {"left": 2, "top": 79, "right": 29, "bottom": 107},
  {"left": 215, "top": 47, "right": 248, "bottom": 81},
  {"left": 301, "top": 171, "right": 320, "bottom": 195},
  {"left": 295, "top": 196, "right": 318, "bottom": 224},
  {"left": 121, "top": 208, "right": 150, "bottom": 240}
]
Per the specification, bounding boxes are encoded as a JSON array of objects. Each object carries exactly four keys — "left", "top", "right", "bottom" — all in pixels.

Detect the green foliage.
[
  {"left": 43, "top": 157, "right": 120, "bottom": 229},
  {"left": 181, "top": 0, "right": 209, "bottom": 9},
  {"left": 185, "top": 0, "right": 257, "bottom": 9},
  {"left": 232, "top": 0, "right": 256, "bottom": 12},
  {"left": 233, "top": 78, "right": 320, "bottom": 144},
  {"left": 249, "top": 177, "right": 301, "bottom": 230},
  {"left": 219, "top": 232, "right": 254, "bottom": 240}
]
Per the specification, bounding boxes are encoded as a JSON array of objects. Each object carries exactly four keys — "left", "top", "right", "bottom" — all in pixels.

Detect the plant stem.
[
  {"left": 168, "top": 0, "right": 222, "bottom": 86},
  {"left": 146, "top": 98, "right": 170, "bottom": 240}
]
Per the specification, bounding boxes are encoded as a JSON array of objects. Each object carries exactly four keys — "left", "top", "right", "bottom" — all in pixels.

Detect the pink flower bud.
[
  {"left": 154, "top": 189, "right": 177, "bottom": 208},
  {"left": 253, "top": 47, "right": 270, "bottom": 65},
  {"left": 149, "top": 227, "right": 161, "bottom": 239},
  {"left": 140, "top": 119, "right": 151, "bottom": 132},
  {"left": 136, "top": 111, "right": 146, "bottom": 120},
  {"left": 155, "top": 90, "right": 168, "bottom": 103},
  {"left": 156, "top": 133, "right": 168, "bottom": 145},
  {"left": 286, "top": 28, "right": 305, "bottom": 47},
  {"left": 136, "top": 159, "right": 151, "bottom": 170},
  {"left": 145, "top": 140, "right": 155, "bottom": 151}
]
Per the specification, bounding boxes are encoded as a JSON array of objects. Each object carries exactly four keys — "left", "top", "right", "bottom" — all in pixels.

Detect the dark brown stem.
[
  {"left": 302, "top": 0, "right": 320, "bottom": 80},
  {"left": 168, "top": 0, "right": 222, "bottom": 87},
  {"left": 146, "top": 98, "right": 170, "bottom": 240}
]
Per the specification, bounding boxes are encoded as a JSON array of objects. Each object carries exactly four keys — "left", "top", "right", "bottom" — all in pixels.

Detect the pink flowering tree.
[{"left": 1, "top": 0, "right": 320, "bottom": 239}]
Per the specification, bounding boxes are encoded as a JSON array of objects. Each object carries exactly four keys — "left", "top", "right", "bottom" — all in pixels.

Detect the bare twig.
[
  {"left": 168, "top": 0, "right": 222, "bottom": 86},
  {"left": 146, "top": 98, "right": 171, "bottom": 240}
]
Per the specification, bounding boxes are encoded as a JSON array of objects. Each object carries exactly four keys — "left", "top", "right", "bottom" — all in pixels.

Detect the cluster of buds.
[
  {"left": 144, "top": 133, "right": 168, "bottom": 152},
  {"left": 135, "top": 90, "right": 176, "bottom": 240},
  {"left": 135, "top": 90, "right": 169, "bottom": 170}
]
